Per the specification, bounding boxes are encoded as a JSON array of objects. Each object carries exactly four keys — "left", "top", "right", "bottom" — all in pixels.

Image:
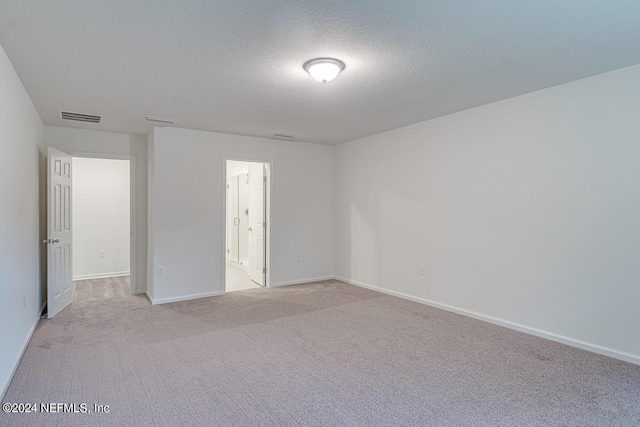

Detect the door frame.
[
  {"left": 223, "top": 157, "right": 271, "bottom": 291},
  {"left": 69, "top": 152, "right": 138, "bottom": 295}
]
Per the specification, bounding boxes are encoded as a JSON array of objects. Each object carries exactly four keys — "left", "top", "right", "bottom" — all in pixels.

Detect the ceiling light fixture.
[{"left": 303, "top": 58, "right": 345, "bottom": 83}]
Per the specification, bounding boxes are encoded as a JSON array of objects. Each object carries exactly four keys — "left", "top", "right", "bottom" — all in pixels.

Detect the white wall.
[
  {"left": 72, "top": 158, "right": 130, "bottom": 280},
  {"left": 43, "top": 126, "right": 147, "bottom": 293},
  {"left": 149, "top": 127, "right": 334, "bottom": 303},
  {"left": 0, "top": 44, "right": 44, "bottom": 398},
  {"left": 146, "top": 131, "right": 155, "bottom": 299},
  {"left": 335, "top": 64, "right": 640, "bottom": 364}
]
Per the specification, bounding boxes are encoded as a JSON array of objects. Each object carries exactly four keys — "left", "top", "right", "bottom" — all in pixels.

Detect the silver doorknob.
[
  {"left": 248, "top": 227, "right": 252, "bottom": 231},
  {"left": 46, "top": 239, "right": 60, "bottom": 244}
]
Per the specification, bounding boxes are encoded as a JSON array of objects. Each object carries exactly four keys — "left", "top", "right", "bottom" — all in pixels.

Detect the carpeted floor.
[
  {"left": 73, "top": 276, "right": 130, "bottom": 303},
  {"left": 1, "top": 280, "right": 639, "bottom": 426}
]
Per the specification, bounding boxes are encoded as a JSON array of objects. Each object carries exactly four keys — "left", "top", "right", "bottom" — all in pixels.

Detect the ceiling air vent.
[
  {"left": 273, "top": 133, "right": 295, "bottom": 139},
  {"left": 146, "top": 116, "right": 178, "bottom": 125},
  {"left": 59, "top": 111, "right": 101, "bottom": 124}
]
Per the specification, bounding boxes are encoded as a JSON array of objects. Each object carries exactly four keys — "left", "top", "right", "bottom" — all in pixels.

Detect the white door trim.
[
  {"left": 223, "top": 157, "right": 272, "bottom": 292},
  {"left": 69, "top": 152, "right": 138, "bottom": 295}
]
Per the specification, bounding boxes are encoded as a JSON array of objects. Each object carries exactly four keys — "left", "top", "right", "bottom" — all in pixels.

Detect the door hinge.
[
  {"left": 263, "top": 175, "right": 267, "bottom": 183},
  {"left": 263, "top": 267, "right": 267, "bottom": 274},
  {"left": 263, "top": 221, "right": 267, "bottom": 228},
  {"left": 227, "top": 184, "right": 229, "bottom": 189}
]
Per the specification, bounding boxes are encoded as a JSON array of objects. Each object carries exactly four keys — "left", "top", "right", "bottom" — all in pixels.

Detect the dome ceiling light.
[{"left": 303, "top": 58, "right": 345, "bottom": 83}]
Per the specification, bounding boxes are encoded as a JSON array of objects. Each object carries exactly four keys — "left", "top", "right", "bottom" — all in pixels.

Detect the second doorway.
[{"left": 226, "top": 160, "right": 268, "bottom": 292}]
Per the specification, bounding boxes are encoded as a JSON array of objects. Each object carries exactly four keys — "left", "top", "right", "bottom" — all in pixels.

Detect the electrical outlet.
[
  {"left": 23, "top": 293, "right": 26, "bottom": 308},
  {"left": 419, "top": 265, "right": 426, "bottom": 276},
  {"left": 157, "top": 266, "right": 164, "bottom": 277},
  {"left": 99, "top": 250, "right": 105, "bottom": 258}
]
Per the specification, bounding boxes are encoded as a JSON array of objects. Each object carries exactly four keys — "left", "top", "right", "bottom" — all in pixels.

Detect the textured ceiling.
[{"left": 1, "top": 1, "right": 640, "bottom": 144}]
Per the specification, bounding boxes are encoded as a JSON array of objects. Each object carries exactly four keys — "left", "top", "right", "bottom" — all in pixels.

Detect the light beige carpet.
[
  {"left": 1, "top": 280, "right": 639, "bottom": 426},
  {"left": 73, "top": 276, "right": 130, "bottom": 303}
]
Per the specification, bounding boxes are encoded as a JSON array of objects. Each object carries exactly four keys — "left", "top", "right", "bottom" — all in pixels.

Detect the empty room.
[{"left": 1, "top": 1, "right": 639, "bottom": 426}]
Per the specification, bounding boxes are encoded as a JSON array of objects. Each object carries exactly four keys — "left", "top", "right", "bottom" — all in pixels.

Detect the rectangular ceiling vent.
[
  {"left": 59, "top": 111, "right": 101, "bottom": 124},
  {"left": 146, "top": 116, "right": 178, "bottom": 125}
]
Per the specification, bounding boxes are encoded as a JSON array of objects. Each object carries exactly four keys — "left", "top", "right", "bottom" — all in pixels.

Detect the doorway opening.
[
  {"left": 71, "top": 157, "right": 132, "bottom": 303},
  {"left": 225, "top": 160, "right": 269, "bottom": 292}
]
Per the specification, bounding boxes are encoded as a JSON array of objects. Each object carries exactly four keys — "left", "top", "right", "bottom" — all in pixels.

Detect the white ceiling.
[{"left": 1, "top": 1, "right": 640, "bottom": 145}]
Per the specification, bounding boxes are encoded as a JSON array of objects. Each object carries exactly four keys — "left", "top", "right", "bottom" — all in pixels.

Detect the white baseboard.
[
  {"left": 73, "top": 271, "right": 130, "bottom": 281},
  {"left": 132, "top": 289, "right": 147, "bottom": 295},
  {"left": 271, "top": 276, "right": 336, "bottom": 288},
  {"left": 1, "top": 316, "right": 39, "bottom": 401},
  {"left": 335, "top": 276, "right": 640, "bottom": 366},
  {"left": 148, "top": 290, "right": 224, "bottom": 305}
]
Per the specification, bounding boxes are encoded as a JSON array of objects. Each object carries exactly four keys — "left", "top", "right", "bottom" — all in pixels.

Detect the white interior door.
[
  {"left": 248, "top": 163, "right": 265, "bottom": 286},
  {"left": 238, "top": 173, "right": 249, "bottom": 267},
  {"left": 47, "top": 147, "right": 73, "bottom": 318},
  {"left": 227, "top": 176, "right": 239, "bottom": 263}
]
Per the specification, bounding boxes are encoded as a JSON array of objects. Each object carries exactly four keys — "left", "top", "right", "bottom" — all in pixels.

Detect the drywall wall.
[
  {"left": 146, "top": 131, "right": 154, "bottom": 300},
  {"left": 43, "top": 126, "right": 147, "bottom": 293},
  {"left": 335, "top": 64, "right": 640, "bottom": 363},
  {"left": 72, "top": 157, "right": 130, "bottom": 280},
  {"left": 0, "top": 44, "right": 44, "bottom": 398},
  {"left": 149, "top": 127, "right": 334, "bottom": 303}
]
